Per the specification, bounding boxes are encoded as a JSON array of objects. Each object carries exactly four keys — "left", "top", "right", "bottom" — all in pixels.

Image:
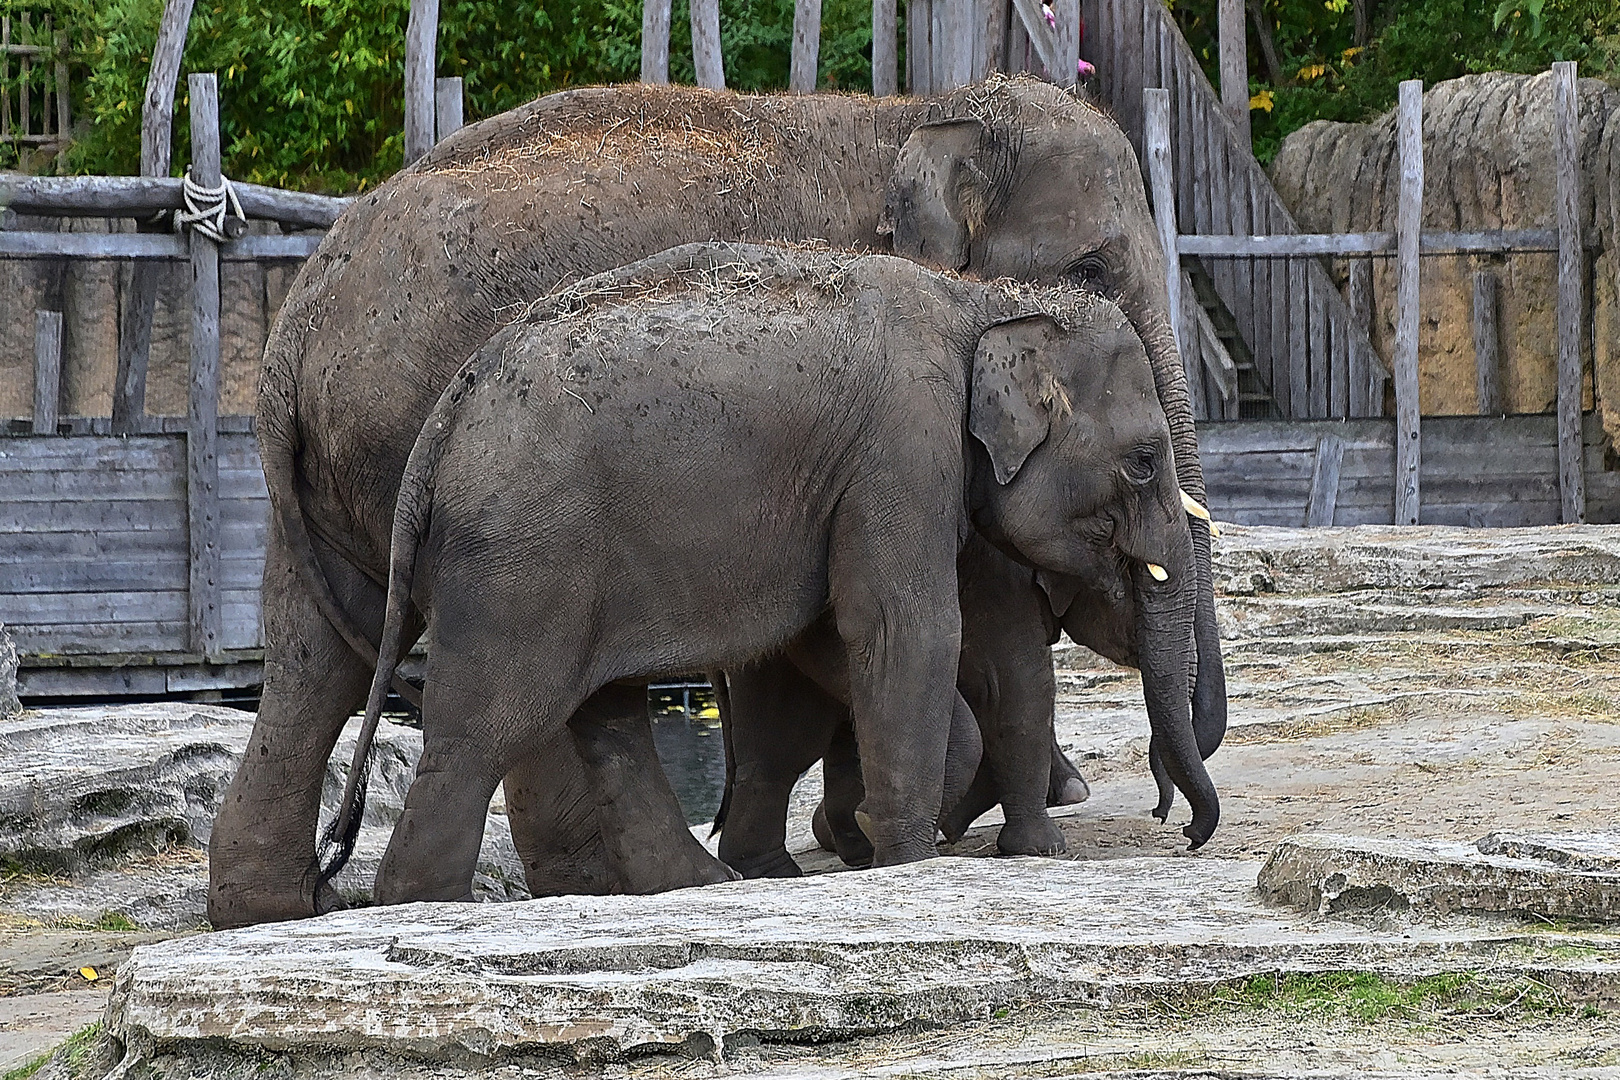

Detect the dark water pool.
[{"left": 648, "top": 683, "right": 726, "bottom": 825}]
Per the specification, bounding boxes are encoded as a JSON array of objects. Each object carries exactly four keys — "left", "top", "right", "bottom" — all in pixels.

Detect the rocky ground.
[{"left": 4, "top": 524, "right": 1620, "bottom": 1078}]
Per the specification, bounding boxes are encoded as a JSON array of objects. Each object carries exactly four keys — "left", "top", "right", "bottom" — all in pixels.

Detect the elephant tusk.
[
  {"left": 1145, "top": 563, "right": 1169, "bottom": 581},
  {"left": 1180, "top": 489, "right": 1221, "bottom": 538}
]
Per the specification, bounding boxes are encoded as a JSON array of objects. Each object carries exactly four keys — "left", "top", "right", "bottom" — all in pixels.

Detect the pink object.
[
  {"left": 1077, "top": 58, "right": 1096, "bottom": 79},
  {"left": 1041, "top": 2, "right": 1056, "bottom": 29}
]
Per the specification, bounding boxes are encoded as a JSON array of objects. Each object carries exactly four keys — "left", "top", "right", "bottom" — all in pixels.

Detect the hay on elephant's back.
[{"left": 423, "top": 86, "right": 805, "bottom": 190}]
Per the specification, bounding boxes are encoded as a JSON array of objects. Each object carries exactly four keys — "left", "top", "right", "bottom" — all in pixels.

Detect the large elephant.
[
  {"left": 317, "top": 244, "right": 1207, "bottom": 905},
  {"left": 210, "top": 77, "right": 1223, "bottom": 928}
]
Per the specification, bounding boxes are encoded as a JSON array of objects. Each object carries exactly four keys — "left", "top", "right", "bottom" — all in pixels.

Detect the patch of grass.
[
  {"left": 2, "top": 1023, "right": 101, "bottom": 1080},
  {"left": 1175, "top": 971, "right": 1582, "bottom": 1023}
]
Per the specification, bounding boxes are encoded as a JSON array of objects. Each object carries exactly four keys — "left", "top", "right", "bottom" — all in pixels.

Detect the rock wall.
[
  {"left": 0, "top": 215, "right": 302, "bottom": 422},
  {"left": 1270, "top": 72, "right": 1620, "bottom": 437}
]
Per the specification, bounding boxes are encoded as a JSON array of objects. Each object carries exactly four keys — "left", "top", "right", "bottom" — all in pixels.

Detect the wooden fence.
[{"left": 1, "top": 10, "right": 69, "bottom": 153}]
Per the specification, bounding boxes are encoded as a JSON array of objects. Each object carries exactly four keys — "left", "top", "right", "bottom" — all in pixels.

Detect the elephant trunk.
[
  {"left": 1133, "top": 528, "right": 1220, "bottom": 849},
  {"left": 1123, "top": 282, "right": 1227, "bottom": 767}
]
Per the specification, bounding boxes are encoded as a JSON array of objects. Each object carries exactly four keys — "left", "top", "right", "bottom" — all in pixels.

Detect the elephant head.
[
  {"left": 883, "top": 78, "right": 1227, "bottom": 780},
  {"left": 964, "top": 300, "right": 1218, "bottom": 848}
]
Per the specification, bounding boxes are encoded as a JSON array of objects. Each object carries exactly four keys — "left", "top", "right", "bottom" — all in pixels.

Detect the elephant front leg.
[{"left": 567, "top": 683, "right": 739, "bottom": 894}]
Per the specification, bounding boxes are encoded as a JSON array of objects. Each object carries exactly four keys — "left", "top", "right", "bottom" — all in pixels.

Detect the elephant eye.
[
  {"left": 1123, "top": 447, "right": 1156, "bottom": 485},
  {"left": 1067, "top": 254, "right": 1114, "bottom": 295}
]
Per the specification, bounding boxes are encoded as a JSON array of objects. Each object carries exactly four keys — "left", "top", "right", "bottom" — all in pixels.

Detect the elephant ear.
[
  {"left": 970, "top": 314, "right": 1072, "bottom": 484},
  {"left": 881, "top": 118, "right": 988, "bottom": 272}
]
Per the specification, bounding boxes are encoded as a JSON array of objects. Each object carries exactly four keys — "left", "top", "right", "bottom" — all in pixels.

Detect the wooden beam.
[
  {"left": 872, "top": 0, "right": 897, "bottom": 95},
  {"left": 790, "top": 0, "right": 823, "bottom": 92},
  {"left": 1304, "top": 433, "right": 1344, "bottom": 526},
  {"left": 1217, "top": 0, "right": 1248, "bottom": 146},
  {"left": 140, "top": 0, "right": 193, "bottom": 175},
  {"left": 1553, "top": 60, "right": 1584, "bottom": 524},
  {"left": 1174, "top": 229, "right": 1560, "bottom": 258},
  {"left": 32, "top": 310, "right": 62, "bottom": 436},
  {"left": 1143, "top": 89, "right": 1181, "bottom": 365},
  {"left": 1054, "top": 0, "right": 1080, "bottom": 89},
  {"left": 2, "top": 175, "right": 350, "bottom": 229},
  {"left": 403, "top": 0, "right": 439, "bottom": 165},
  {"left": 434, "top": 76, "right": 463, "bottom": 141},
  {"left": 1393, "top": 78, "right": 1423, "bottom": 525},
  {"left": 1473, "top": 269, "right": 1500, "bottom": 415},
  {"left": 186, "top": 73, "right": 223, "bottom": 660},
  {"left": 1347, "top": 256, "right": 1375, "bottom": 416},
  {"left": 53, "top": 29, "right": 69, "bottom": 138},
  {"left": 1007, "top": 0, "right": 1059, "bottom": 78},
  {"left": 0, "top": 230, "right": 319, "bottom": 259},
  {"left": 690, "top": 0, "right": 726, "bottom": 89},
  {"left": 641, "top": 0, "right": 672, "bottom": 83}
]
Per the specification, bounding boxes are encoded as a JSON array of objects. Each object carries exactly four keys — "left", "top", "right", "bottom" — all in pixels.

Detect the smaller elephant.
[{"left": 319, "top": 242, "right": 1216, "bottom": 904}]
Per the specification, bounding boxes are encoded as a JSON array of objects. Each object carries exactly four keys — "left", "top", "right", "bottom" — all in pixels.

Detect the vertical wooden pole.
[
  {"left": 20, "top": 12, "right": 30, "bottom": 140},
  {"left": 2, "top": 17, "right": 10, "bottom": 143},
  {"left": 116, "top": 0, "right": 195, "bottom": 436},
  {"left": 54, "top": 30, "right": 69, "bottom": 139},
  {"left": 690, "top": 0, "right": 726, "bottom": 89},
  {"left": 1347, "top": 256, "right": 1376, "bottom": 416},
  {"left": 641, "top": 0, "right": 672, "bottom": 83},
  {"left": 873, "top": 0, "right": 897, "bottom": 95},
  {"left": 1473, "top": 268, "right": 1500, "bottom": 414},
  {"left": 187, "top": 73, "right": 223, "bottom": 660},
  {"left": 1553, "top": 60, "right": 1585, "bottom": 523},
  {"left": 790, "top": 0, "right": 823, "bottom": 92},
  {"left": 907, "top": 0, "right": 931, "bottom": 94},
  {"left": 434, "top": 76, "right": 463, "bottom": 141},
  {"left": 32, "top": 310, "right": 62, "bottom": 435},
  {"left": 1218, "top": 0, "right": 1248, "bottom": 148},
  {"left": 403, "top": 0, "right": 439, "bottom": 165},
  {"left": 1143, "top": 89, "right": 1182, "bottom": 365},
  {"left": 1054, "top": 0, "right": 1080, "bottom": 89},
  {"left": 1304, "top": 434, "right": 1344, "bottom": 527},
  {"left": 1393, "top": 78, "right": 1423, "bottom": 525}
]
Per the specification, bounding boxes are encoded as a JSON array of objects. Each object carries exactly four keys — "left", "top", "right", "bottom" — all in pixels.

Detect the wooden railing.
[{"left": 1, "top": 10, "right": 69, "bottom": 151}]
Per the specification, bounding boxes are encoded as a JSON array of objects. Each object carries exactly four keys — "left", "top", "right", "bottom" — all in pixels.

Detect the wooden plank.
[
  {"left": 0, "top": 554, "right": 264, "bottom": 594},
  {"left": 690, "top": 0, "right": 725, "bottom": 87},
  {"left": 1174, "top": 230, "right": 1559, "bottom": 257},
  {"left": 1143, "top": 89, "right": 1181, "bottom": 365},
  {"left": 1393, "top": 79, "right": 1423, "bottom": 525},
  {"left": 54, "top": 30, "right": 69, "bottom": 137},
  {"left": 1226, "top": 133, "right": 1254, "bottom": 377},
  {"left": 1055, "top": 0, "right": 1080, "bottom": 88},
  {"left": 1265, "top": 199, "right": 1290, "bottom": 417},
  {"left": 790, "top": 0, "right": 823, "bottom": 91},
  {"left": 1330, "top": 296, "right": 1349, "bottom": 418},
  {"left": 1304, "top": 433, "right": 1345, "bottom": 526},
  {"left": 434, "top": 76, "right": 464, "bottom": 140},
  {"left": 20, "top": 13, "right": 29, "bottom": 139},
  {"left": 187, "top": 73, "right": 224, "bottom": 661},
  {"left": 873, "top": 0, "right": 898, "bottom": 94},
  {"left": 906, "top": 0, "right": 925, "bottom": 93},
  {"left": 403, "top": 0, "right": 439, "bottom": 165},
  {"left": 1217, "top": 0, "right": 1248, "bottom": 146},
  {"left": 641, "top": 0, "right": 672, "bottom": 83},
  {"left": 2, "top": 18, "right": 9, "bottom": 142},
  {"left": 1308, "top": 275, "right": 1327, "bottom": 417},
  {"left": 1473, "top": 268, "right": 1500, "bottom": 414},
  {"left": 32, "top": 310, "right": 62, "bottom": 436},
  {"left": 941, "top": 0, "right": 974, "bottom": 89},
  {"left": 3, "top": 175, "right": 350, "bottom": 228},
  {"left": 1174, "top": 49, "right": 1194, "bottom": 234},
  {"left": 1553, "top": 60, "right": 1584, "bottom": 524},
  {"left": 0, "top": 498, "right": 188, "bottom": 534},
  {"left": 975, "top": 0, "right": 1005, "bottom": 81},
  {"left": 1348, "top": 256, "right": 1374, "bottom": 416},
  {"left": 1288, "top": 257, "right": 1307, "bottom": 418},
  {"left": 0, "top": 230, "right": 320, "bottom": 260}
]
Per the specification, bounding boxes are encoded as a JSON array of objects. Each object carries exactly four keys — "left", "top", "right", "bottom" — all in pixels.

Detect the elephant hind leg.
[{"left": 503, "top": 732, "right": 616, "bottom": 897}]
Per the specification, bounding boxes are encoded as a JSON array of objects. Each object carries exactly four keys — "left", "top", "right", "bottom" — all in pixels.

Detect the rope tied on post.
[{"left": 176, "top": 166, "right": 247, "bottom": 241}]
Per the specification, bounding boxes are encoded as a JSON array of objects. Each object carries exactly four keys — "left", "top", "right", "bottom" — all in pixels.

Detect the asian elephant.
[
  {"left": 316, "top": 244, "right": 1210, "bottom": 907},
  {"left": 210, "top": 76, "right": 1223, "bottom": 929}
]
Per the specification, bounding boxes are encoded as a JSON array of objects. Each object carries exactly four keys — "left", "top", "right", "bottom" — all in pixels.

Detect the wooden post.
[
  {"left": 1473, "top": 269, "right": 1500, "bottom": 414},
  {"left": 19, "top": 12, "right": 29, "bottom": 140},
  {"left": 1143, "top": 89, "right": 1182, "bottom": 365},
  {"left": 1393, "top": 79, "right": 1423, "bottom": 525},
  {"left": 1305, "top": 433, "right": 1344, "bottom": 527},
  {"left": 1218, "top": 0, "right": 1248, "bottom": 146},
  {"left": 115, "top": 0, "right": 194, "bottom": 436},
  {"left": 434, "top": 76, "right": 463, "bottom": 141},
  {"left": 790, "top": 0, "right": 822, "bottom": 91},
  {"left": 1347, "top": 256, "right": 1374, "bottom": 415},
  {"left": 641, "top": 0, "right": 672, "bottom": 84},
  {"left": 907, "top": 0, "right": 930, "bottom": 94},
  {"left": 1553, "top": 60, "right": 1585, "bottom": 524},
  {"left": 1054, "top": 0, "right": 1080, "bottom": 88},
  {"left": 872, "top": 0, "right": 897, "bottom": 95},
  {"left": 403, "top": 0, "right": 439, "bottom": 165},
  {"left": 690, "top": 0, "right": 726, "bottom": 89},
  {"left": 2, "top": 17, "right": 10, "bottom": 143},
  {"left": 187, "top": 73, "right": 223, "bottom": 660},
  {"left": 53, "top": 30, "right": 69, "bottom": 138},
  {"left": 32, "top": 310, "right": 62, "bottom": 435}
]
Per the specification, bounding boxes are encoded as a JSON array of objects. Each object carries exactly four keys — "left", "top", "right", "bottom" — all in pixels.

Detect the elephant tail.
[
  {"left": 316, "top": 361, "right": 474, "bottom": 888},
  {"left": 708, "top": 671, "right": 734, "bottom": 838}
]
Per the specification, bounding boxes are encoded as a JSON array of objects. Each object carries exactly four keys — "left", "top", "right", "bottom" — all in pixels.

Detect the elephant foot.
[
  {"left": 615, "top": 843, "right": 741, "bottom": 895},
  {"left": 812, "top": 802, "right": 874, "bottom": 868},
  {"left": 723, "top": 847, "right": 803, "bottom": 879},
  {"left": 995, "top": 813, "right": 1066, "bottom": 857},
  {"left": 207, "top": 868, "right": 345, "bottom": 930}
]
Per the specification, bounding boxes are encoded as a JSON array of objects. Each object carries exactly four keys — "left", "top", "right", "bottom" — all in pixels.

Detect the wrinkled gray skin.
[
  {"left": 210, "top": 78, "right": 1222, "bottom": 929},
  {"left": 319, "top": 245, "right": 1204, "bottom": 907}
]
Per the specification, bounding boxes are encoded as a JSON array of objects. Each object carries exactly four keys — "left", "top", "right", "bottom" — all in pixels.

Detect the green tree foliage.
[
  {"left": 1168, "top": 0, "right": 1620, "bottom": 162},
  {"left": 24, "top": 0, "right": 882, "bottom": 191}
]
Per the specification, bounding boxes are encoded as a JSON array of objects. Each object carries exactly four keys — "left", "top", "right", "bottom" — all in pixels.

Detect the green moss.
[{"left": 1177, "top": 971, "right": 1587, "bottom": 1023}]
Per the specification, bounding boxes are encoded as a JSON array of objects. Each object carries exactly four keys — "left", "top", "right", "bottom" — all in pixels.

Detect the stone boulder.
[{"left": 1269, "top": 73, "right": 1620, "bottom": 436}]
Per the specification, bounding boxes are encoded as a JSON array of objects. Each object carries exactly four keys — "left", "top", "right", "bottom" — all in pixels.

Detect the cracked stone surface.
[
  {"left": 1257, "top": 833, "right": 1620, "bottom": 919},
  {"left": 104, "top": 856, "right": 1620, "bottom": 1066}
]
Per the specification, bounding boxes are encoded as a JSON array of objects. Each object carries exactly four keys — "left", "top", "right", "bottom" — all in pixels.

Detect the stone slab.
[
  {"left": 109, "top": 857, "right": 1620, "bottom": 1063},
  {"left": 1478, "top": 832, "right": 1620, "bottom": 872},
  {"left": 1259, "top": 833, "right": 1620, "bottom": 920}
]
